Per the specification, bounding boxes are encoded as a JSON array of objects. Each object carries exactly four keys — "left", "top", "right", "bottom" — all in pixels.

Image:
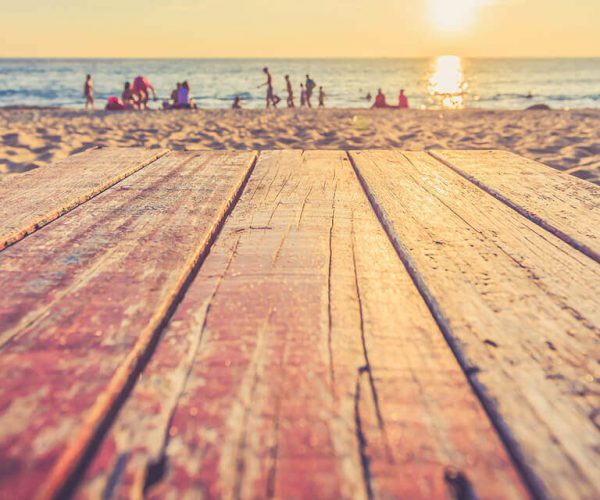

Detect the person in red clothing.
[
  {"left": 371, "top": 89, "right": 388, "bottom": 109},
  {"left": 132, "top": 75, "right": 157, "bottom": 110},
  {"left": 398, "top": 89, "right": 409, "bottom": 109}
]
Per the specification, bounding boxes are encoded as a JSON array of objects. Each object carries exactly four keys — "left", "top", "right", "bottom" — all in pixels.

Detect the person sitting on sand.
[
  {"left": 318, "top": 86, "right": 325, "bottom": 108},
  {"left": 84, "top": 74, "right": 94, "bottom": 111},
  {"left": 300, "top": 83, "right": 307, "bottom": 107},
  {"left": 232, "top": 96, "right": 242, "bottom": 109},
  {"left": 371, "top": 89, "right": 388, "bottom": 109},
  {"left": 177, "top": 81, "right": 197, "bottom": 109},
  {"left": 285, "top": 75, "right": 294, "bottom": 108},
  {"left": 132, "top": 75, "right": 157, "bottom": 110},
  {"left": 398, "top": 89, "right": 409, "bottom": 109},
  {"left": 122, "top": 82, "right": 138, "bottom": 110},
  {"left": 258, "top": 67, "right": 281, "bottom": 108},
  {"left": 305, "top": 74, "right": 316, "bottom": 108},
  {"left": 163, "top": 82, "right": 181, "bottom": 110}
]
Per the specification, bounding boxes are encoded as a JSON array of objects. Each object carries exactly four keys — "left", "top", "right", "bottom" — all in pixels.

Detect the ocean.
[{"left": 0, "top": 57, "right": 598, "bottom": 110}]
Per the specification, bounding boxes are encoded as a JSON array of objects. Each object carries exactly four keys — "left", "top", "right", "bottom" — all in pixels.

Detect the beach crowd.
[{"left": 83, "top": 67, "right": 409, "bottom": 111}]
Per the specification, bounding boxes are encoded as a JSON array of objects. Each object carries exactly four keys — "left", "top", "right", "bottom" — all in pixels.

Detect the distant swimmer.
[
  {"left": 305, "top": 74, "right": 316, "bottom": 108},
  {"left": 285, "top": 75, "right": 295, "bottom": 108},
  {"left": 318, "top": 86, "right": 325, "bottom": 108},
  {"left": 84, "top": 74, "right": 94, "bottom": 111},
  {"left": 371, "top": 89, "right": 388, "bottom": 109},
  {"left": 132, "top": 75, "right": 157, "bottom": 110},
  {"left": 398, "top": 89, "right": 409, "bottom": 109},
  {"left": 300, "top": 83, "right": 307, "bottom": 107},
  {"left": 258, "top": 67, "right": 281, "bottom": 108},
  {"left": 526, "top": 90, "right": 533, "bottom": 99},
  {"left": 232, "top": 96, "right": 242, "bottom": 109}
]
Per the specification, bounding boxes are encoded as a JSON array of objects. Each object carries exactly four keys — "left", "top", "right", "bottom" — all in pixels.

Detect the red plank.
[
  {"left": 77, "top": 151, "right": 527, "bottom": 499},
  {"left": 0, "top": 151, "right": 256, "bottom": 499},
  {"left": 0, "top": 147, "right": 167, "bottom": 250}
]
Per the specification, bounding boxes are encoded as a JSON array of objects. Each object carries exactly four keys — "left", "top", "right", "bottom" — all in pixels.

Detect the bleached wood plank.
[
  {"left": 78, "top": 151, "right": 527, "bottom": 500},
  {"left": 0, "top": 151, "right": 256, "bottom": 499},
  {"left": 431, "top": 150, "right": 600, "bottom": 262},
  {"left": 0, "top": 147, "right": 168, "bottom": 250},
  {"left": 350, "top": 150, "right": 600, "bottom": 500}
]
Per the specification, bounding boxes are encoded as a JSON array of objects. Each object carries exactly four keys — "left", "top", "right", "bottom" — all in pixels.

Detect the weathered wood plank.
[
  {"left": 78, "top": 151, "right": 527, "bottom": 499},
  {"left": 431, "top": 149, "right": 600, "bottom": 262},
  {"left": 0, "top": 147, "right": 168, "bottom": 251},
  {"left": 0, "top": 151, "right": 256, "bottom": 499},
  {"left": 350, "top": 150, "right": 600, "bottom": 500}
]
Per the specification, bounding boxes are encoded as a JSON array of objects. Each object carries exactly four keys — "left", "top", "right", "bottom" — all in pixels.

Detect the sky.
[{"left": 0, "top": 0, "right": 598, "bottom": 58}]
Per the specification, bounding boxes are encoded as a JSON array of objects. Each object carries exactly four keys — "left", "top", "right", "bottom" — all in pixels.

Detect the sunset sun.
[{"left": 430, "top": 0, "right": 486, "bottom": 31}]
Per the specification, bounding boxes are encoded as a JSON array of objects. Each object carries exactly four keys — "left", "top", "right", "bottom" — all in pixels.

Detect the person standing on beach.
[
  {"left": 398, "top": 89, "right": 409, "bottom": 109},
  {"left": 285, "top": 75, "right": 294, "bottom": 108},
  {"left": 258, "top": 67, "right": 281, "bottom": 108},
  {"left": 132, "top": 75, "right": 157, "bottom": 110},
  {"left": 305, "top": 74, "right": 316, "bottom": 108},
  {"left": 84, "top": 74, "right": 94, "bottom": 110},
  {"left": 300, "top": 84, "right": 307, "bottom": 107},
  {"left": 318, "top": 86, "right": 325, "bottom": 108}
]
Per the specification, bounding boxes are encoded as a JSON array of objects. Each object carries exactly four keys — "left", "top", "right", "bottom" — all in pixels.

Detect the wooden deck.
[{"left": 0, "top": 148, "right": 598, "bottom": 500}]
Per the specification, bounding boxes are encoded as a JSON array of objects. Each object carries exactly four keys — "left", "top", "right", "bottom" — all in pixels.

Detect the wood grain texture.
[
  {"left": 78, "top": 151, "right": 527, "bottom": 500},
  {"left": 0, "top": 147, "right": 168, "bottom": 251},
  {"left": 0, "top": 151, "right": 256, "bottom": 499},
  {"left": 350, "top": 150, "right": 600, "bottom": 500},
  {"left": 431, "top": 150, "right": 600, "bottom": 262}
]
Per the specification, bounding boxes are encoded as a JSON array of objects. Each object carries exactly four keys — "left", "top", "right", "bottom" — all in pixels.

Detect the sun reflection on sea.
[{"left": 428, "top": 55, "right": 468, "bottom": 109}]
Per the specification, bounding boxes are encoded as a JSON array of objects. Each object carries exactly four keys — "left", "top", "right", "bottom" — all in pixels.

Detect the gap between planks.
[
  {"left": 346, "top": 150, "right": 548, "bottom": 499},
  {"left": 11, "top": 152, "right": 260, "bottom": 500},
  {"left": 0, "top": 147, "right": 170, "bottom": 252},
  {"left": 51, "top": 152, "right": 260, "bottom": 498},
  {"left": 429, "top": 150, "right": 600, "bottom": 264}
]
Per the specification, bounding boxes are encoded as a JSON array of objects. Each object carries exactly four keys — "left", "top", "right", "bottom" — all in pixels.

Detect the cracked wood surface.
[
  {"left": 77, "top": 150, "right": 527, "bottom": 500},
  {"left": 431, "top": 150, "right": 600, "bottom": 262},
  {"left": 350, "top": 150, "right": 600, "bottom": 500},
  {"left": 0, "top": 147, "right": 167, "bottom": 251},
  {"left": 0, "top": 151, "right": 256, "bottom": 499}
]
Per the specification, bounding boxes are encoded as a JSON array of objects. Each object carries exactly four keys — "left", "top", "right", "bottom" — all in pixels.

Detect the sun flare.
[{"left": 430, "top": 0, "right": 486, "bottom": 31}]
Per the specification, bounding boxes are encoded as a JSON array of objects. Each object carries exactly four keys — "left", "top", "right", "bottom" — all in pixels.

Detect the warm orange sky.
[{"left": 0, "top": 0, "right": 598, "bottom": 58}]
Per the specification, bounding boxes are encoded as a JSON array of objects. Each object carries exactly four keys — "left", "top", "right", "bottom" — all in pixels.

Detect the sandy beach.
[{"left": 1, "top": 107, "right": 599, "bottom": 184}]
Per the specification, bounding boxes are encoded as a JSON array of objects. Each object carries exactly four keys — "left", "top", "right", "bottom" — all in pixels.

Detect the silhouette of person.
[
  {"left": 285, "top": 75, "right": 295, "bottom": 108},
  {"left": 84, "top": 74, "right": 94, "bottom": 111},
  {"left": 398, "top": 89, "right": 409, "bottom": 109}
]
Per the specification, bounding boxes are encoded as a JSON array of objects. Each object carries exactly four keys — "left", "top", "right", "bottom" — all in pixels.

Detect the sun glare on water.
[
  {"left": 430, "top": 0, "right": 487, "bottom": 31},
  {"left": 428, "top": 55, "right": 468, "bottom": 109}
]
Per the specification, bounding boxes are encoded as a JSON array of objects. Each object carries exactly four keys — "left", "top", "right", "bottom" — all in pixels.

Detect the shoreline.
[{"left": 1, "top": 107, "right": 599, "bottom": 184}]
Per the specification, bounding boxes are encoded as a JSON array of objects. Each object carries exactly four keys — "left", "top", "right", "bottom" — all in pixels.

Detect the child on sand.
[
  {"left": 84, "top": 74, "right": 94, "bottom": 111},
  {"left": 122, "top": 82, "right": 138, "bottom": 110},
  {"left": 232, "top": 96, "right": 242, "bottom": 109},
  {"left": 318, "top": 86, "right": 325, "bottom": 108},
  {"left": 300, "top": 84, "right": 307, "bottom": 107}
]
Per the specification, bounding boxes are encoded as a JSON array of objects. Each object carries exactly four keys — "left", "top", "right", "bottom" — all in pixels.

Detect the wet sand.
[{"left": 1, "top": 107, "right": 599, "bottom": 184}]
